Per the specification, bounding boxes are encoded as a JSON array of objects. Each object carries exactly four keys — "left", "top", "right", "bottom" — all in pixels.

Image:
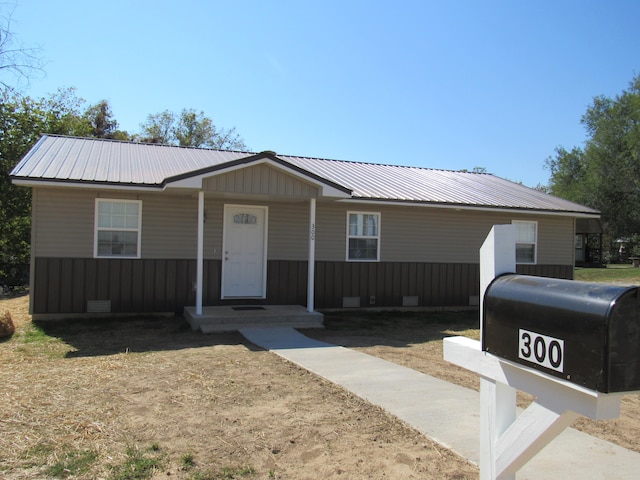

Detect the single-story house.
[{"left": 11, "top": 134, "right": 599, "bottom": 320}]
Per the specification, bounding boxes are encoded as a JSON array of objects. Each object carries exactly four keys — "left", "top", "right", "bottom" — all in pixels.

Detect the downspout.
[
  {"left": 307, "top": 197, "right": 316, "bottom": 312},
  {"left": 29, "top": 188, "right": 38, "bottom": 315},
  {"left": 572, "top": 217, "right": 576, "bottom": 276},
  {"left": 196, "top": 191, "right": 204, "bottom": 315}
]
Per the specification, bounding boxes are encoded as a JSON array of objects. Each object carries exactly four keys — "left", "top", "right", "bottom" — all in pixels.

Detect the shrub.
[{"left": 0, "top": 310, "right": 15, "bottom": 338}]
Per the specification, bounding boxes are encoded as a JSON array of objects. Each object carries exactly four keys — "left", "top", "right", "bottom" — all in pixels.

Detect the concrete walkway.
[{"left": 239, "top": 326, "right": 640, "bottom": 480}]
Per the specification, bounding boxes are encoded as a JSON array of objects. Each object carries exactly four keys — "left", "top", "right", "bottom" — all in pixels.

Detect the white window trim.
[
  {"left": 346, "top": 211, "right": 381, "bottom": 262},
  {"left": 512, "top": 220, "right": 537, "bottom": 264},
  {"left": 94, "top": 198, "right": 142, "bottom": 258}
]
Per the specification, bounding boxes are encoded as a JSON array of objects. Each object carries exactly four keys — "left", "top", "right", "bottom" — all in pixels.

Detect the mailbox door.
[{"left": 608, "top": 288, "right": 640, "bottom": 392}]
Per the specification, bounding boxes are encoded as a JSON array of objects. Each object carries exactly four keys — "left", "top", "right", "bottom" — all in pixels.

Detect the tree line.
[
  {"left": 0, "top": 87, "right": 247, "bottom": 287},
  {"left": 546, "top": 74, "right": 640, "bottom": 261}
]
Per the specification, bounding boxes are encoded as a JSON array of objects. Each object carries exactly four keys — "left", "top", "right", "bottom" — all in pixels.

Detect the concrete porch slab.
[{"left": 183, "top": 305, "right": 324, "bottom": 333}]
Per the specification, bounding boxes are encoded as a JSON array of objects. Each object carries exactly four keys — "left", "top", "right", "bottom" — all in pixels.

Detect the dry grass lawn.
[
  {"left": 2, "top": 293, "right": 639, "bottom": 479},
  {"left": 1, "top": 294, "right": 477, "bottom": 480}
]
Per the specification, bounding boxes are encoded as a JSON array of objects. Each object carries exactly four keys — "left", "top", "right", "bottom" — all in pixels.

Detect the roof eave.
[
  {"left": 339, "top": 197, "right": 600, "bottom": 218},
  {"left": 11, "top": 177, "right": 163, "bottom": 191}
]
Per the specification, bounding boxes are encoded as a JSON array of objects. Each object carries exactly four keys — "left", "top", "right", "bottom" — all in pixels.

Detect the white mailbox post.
[{"left": 444, "top": 224, "right": 632, "bottom": 480}]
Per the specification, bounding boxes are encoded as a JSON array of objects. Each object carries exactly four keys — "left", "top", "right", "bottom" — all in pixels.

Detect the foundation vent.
[
  {"left": 87, "top": 300, "right": 111, "bottom": 313},
  {"left": 342, "top": 297, "right": 361, "bottom": 308},
  {"left": 402, "top": 296, "right": 419, "bottom": 307}
]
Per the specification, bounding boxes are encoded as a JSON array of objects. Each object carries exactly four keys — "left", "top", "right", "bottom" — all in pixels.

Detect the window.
[
  {"left": 95, "top": 199, "right": 142, "bottom": 258},
  {"left": 347, "top": 212, "right": 380, "bottom": 261},
  {"left": 233, "top": 213, "right": 257, "bottom": 224},
  {"left": 513, "top": 220, "right": 537, "bottom": 264}
]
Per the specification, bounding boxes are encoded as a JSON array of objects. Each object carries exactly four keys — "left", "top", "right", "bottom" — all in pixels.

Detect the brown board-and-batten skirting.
[{"left": 31, "top": 257, "right": 573, "bottom": 317}]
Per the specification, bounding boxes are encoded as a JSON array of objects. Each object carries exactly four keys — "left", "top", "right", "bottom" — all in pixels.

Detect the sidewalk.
[{"left": 240, "top": 326, "right": 640, "bottom": 480}]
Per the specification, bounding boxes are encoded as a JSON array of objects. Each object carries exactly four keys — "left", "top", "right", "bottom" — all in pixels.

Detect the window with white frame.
[
  {"left": 95, "top": 199, "right": 142, "bottom": 258},
  {"left": 513, "top": 220, "right": 537, "bottom": 264},
  {"left": 347, "top": 212, "right": 380, "bottom": 261}
]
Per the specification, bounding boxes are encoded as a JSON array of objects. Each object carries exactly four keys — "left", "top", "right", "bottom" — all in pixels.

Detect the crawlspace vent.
[
  {"left": 402, "top": 296, "right": 419, "bottom": 307},
  {"left": 342, "top": 297, "right": 361, "bottom": 308},
  {"left": 87, "top": 300, "right": 111, "bottom": 313}
]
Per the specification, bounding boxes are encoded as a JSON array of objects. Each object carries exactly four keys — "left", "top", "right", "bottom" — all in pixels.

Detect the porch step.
[{"left": 183, "top": 305, "right": 324, "bottom": 333}]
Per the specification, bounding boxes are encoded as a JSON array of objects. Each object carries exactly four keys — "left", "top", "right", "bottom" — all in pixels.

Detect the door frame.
[{"left": 221, "top": 204, "right": 269, "bottom": 299}]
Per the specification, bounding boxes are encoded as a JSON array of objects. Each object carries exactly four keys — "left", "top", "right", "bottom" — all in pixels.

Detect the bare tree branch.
[{"left": 0, "top": 3, "right": 45, "bottom": 90}]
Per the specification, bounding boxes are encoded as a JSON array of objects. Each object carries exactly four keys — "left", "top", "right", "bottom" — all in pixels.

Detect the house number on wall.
[
  {"left": 310, "top": 223, "right": 315, "bottom": 241},
  {"left": 518, "top": 328, "right": 564, "bottom": 373}
]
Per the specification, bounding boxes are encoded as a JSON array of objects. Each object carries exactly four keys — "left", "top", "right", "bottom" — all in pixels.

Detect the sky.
[{"left": 4, "top": 0, "right": 639, "bottom": 187}]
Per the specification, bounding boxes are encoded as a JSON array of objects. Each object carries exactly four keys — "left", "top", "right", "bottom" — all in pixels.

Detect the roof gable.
[
  {"left": 202, "top": 163, "right": 321, "bottom": 199},
  {"left": 164, "top": 152, "right": 350, "bottom": 198}
]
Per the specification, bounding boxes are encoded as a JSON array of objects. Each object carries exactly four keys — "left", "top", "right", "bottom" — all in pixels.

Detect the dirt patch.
[{"left": 2, "top": 296, "right": 639, "bottom": 479}]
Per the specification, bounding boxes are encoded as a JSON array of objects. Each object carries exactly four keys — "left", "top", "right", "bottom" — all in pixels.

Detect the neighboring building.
[
  {"left": 575, "top": 218, "right": 604, "bottom": 267},
  {"left": 11, "top": 135, "right": 599, "bottom": 319}
]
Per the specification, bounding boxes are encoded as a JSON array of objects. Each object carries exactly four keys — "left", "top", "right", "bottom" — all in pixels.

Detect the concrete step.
[
  {"left": 183, "top": 305, "right": 324, "bottom": 333},
  {"left": 201, "top": 319, "right": 324, "bottom": 333}
]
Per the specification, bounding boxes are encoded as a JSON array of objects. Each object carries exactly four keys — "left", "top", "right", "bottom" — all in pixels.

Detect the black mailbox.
[{"left": 482, "top": 274, "right": 640, "bottom": 393}]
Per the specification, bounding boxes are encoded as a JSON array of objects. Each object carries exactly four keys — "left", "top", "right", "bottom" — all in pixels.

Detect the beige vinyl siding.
[
  {"left": 267, "top": 202, "right": 309, "bottom": 260},
  {"left": 203, "top": 200, "right": 223, "bottom": 259},
  {"left": 315, "top": 202, "right": 349, "bottom": 260},
  {"left": 196, "top": 200, "right": 310, "bottom": 261},
  {"left": 534, "top": 215, "right": 575, "bottom": 264},
  {"left": 314, "top": 203, "right": 574, "bottom": 265},
  {"left": 203, "top": 164, "right": 320, "bottom": 199},
  {"left": 33, "top": 188, "right": 313, "bottom": 261},
  {"left": 33, "top": 188, "right": 201, "bottom": 259},
  {"left": 33, "top": 188, "right": 95, "bottom": 257},
  {"left": 33, "top": 187, "right": 575, "bottom": 265},
  {"left": 141, "top": 194, "right": 198, "bottom": 258}
]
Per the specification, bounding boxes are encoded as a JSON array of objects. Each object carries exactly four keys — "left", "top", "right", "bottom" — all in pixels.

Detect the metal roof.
[{"left": 11, "top": 134, "right": 599, "bottom": 215}]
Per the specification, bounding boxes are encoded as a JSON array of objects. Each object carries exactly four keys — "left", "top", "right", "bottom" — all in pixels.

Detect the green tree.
[
  {"left": 84, "top": 99, "right": 130, "bottom": 140},
  {"left": 139, "top": 110, "right": 175, "bottom": 144},
  {"left": 545, "top": 146, "right": 590, "bottom": 204},
  {"left": 174, "top": 109, "right": 215, "bottom": 147},
  {"left": 0, "top": 87, "right": 92, "bottom": 286},
  {"left": 546, "top": 74, "right": 640, "bottom": 240},
  {"left": 140, "top": 108, "right": 246, "bottom": 150},
  {"left": 84, "top": 100, "right": 117, "bottom": 138}
]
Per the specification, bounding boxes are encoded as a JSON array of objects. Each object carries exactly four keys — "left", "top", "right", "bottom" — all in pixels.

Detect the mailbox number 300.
[{"left": 518, "top": 329, "right": 565, "bottom": 373}]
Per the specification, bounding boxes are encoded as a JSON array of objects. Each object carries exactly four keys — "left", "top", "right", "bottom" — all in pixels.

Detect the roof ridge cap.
[
  {"left": 284, "top": 152, "right": 493, "bottom": 175},
  {"left": 42, "top": 133, "right": 255, "bottom": 155}
]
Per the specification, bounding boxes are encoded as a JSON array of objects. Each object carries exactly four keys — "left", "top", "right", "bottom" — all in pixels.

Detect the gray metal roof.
[{"left": 11, "top": 135, "right": 599, "bottom": 215}]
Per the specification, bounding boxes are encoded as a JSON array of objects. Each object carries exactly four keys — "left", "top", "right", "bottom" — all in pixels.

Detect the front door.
[{"left": 222, "top": 205, "right": 268, "bottom": 298}]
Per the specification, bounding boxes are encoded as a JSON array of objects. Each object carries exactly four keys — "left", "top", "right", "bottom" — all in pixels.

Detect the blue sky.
[{"left": 6, "top": 0, "right": 640, "bottom": 187}]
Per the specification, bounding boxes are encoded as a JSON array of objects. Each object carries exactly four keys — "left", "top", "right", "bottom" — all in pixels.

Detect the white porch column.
[
  {"left": 307, "top": 197, "right": 316, "bottom": 312},
  {"left": 196, "top": 190, "right": 204, "bottom": 315}
]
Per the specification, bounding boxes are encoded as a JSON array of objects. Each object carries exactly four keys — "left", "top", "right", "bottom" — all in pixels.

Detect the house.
[{"left": 11, "top": 135, "right": 599, "bottom": 321}]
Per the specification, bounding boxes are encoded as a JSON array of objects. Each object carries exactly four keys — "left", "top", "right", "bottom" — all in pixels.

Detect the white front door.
[{"left": 222, "top": 205, "right": 268, "bottom": 298}]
